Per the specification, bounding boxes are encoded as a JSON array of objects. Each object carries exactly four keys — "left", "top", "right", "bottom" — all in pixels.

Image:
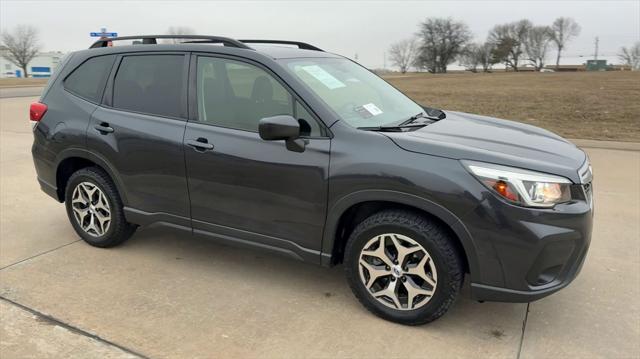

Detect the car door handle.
[
  {"left": 94, "top": 123, "right": 114, "bottom": 134},
  {"left": 186, "top": 138, "right": 214, "bottom": 151}
]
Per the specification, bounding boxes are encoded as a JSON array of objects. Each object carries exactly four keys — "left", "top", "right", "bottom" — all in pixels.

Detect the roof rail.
[
  {"left": 89, "top": 35, "right": 253, "bottom": 49},
  {"left": 239, "top": 40, "right": 324, "bottom": 52}
]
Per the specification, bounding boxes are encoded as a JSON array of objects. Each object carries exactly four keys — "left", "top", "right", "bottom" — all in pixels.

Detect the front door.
[{"left": 184, "top": 55, "right": 330, "bottom": 256}]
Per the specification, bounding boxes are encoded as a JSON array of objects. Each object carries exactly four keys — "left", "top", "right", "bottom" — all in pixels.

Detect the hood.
[{"left": 384, "top": 111, "right": 586, "bottom": 183}]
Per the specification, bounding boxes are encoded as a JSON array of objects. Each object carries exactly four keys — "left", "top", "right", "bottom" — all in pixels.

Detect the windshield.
[{"left": 280, "top": 58, "right": 424, "bottom": 128}]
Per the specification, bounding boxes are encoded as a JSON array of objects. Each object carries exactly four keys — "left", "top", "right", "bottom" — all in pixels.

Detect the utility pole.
[
  {"left": 594, "top": 36, "right": 599, "bottom": 60},
  {"left": 383, "top": 52, "right": 386, "bottom": 70}
]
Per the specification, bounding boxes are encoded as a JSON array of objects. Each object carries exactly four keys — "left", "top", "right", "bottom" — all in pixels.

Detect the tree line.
[
  {"left": 389, "top": 17, "right": 639, "bottom": 73},
  {"left": 0, "top": 22, "right": 638, "bottom": 77}
]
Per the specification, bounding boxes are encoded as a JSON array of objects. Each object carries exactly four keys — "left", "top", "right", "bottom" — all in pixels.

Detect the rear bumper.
[
  {"left": 32, "top": 134, "right": 62, "bottom": 202},
  {"left": 37, "top": 177, "right": 59, "bottom": 201}
]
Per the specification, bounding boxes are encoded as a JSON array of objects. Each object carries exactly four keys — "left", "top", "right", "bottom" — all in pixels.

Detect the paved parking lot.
[{"left": 1, "top": 96, "right": 639, "bottom": 358}]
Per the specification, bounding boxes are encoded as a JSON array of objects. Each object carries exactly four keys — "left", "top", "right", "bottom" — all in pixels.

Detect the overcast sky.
[{"left": 1, "top": 0, "right": 639, "bottom": 68}]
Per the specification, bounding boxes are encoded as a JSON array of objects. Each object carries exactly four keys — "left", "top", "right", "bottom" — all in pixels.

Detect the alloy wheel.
[
  {"left": 358, "top": 233, "right": 438, "bottom": 310},
  {"left": 71, "top": 181, "right": 111, "bottom": 237}
]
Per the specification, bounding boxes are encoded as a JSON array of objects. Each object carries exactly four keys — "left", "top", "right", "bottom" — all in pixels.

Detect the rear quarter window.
[{"left": 63, "top": 55, "right": 115, "bottom": 103}]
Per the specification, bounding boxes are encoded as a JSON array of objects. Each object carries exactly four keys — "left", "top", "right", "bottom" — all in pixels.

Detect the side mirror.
[{"left": 258, "top": 115, "right": 306, "bottom": 152}]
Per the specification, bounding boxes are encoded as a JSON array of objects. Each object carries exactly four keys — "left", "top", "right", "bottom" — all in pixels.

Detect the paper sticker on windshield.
[
  {"left": 301, "top": 65, "right": 346, "bottom": 89},
  {"left": 362, "top": 103, "right": 383, "bottom": 116}
]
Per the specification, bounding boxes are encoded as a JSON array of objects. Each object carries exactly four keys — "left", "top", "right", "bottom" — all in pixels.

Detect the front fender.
[{"left": 321, "top": 189, "right": 481, "bottom": 283}]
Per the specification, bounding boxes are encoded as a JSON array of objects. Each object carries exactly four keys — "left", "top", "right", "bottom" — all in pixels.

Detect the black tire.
[
  {"left": 64, "top": 167, "right": 136, "bottom": 248},
  {"left": 344, "top": 209, "right": 464, "bottom": 325}
]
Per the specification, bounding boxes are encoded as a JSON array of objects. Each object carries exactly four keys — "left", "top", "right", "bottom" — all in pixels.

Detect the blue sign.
[
  {"left": 90, "top": 32, "right": 118, "bottom": 37},
  {"left": 31, "top": 66, "right": 51, "bottom": 77}
]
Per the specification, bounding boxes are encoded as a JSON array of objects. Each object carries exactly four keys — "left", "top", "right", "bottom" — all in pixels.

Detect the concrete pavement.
[
  {"left": 1, "top": 96, "right": 639, "bottom": 358},
  {"left": 0, "top": 300, "right": 138, "bottom": 358}
]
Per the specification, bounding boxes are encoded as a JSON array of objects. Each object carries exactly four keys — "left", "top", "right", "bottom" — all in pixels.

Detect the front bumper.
[
  {"left": 470, "top": 233, "right": 590, "bottom": 302},
  {"left": 464, "top": 184, "right": 593, "bottom": 303}
]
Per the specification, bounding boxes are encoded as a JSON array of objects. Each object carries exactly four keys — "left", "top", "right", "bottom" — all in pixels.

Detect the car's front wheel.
[
  {"left": 64, "top": 167, "right": 136, "bottom": 247},
  {"left": 344, "top": 209, "right": 464, "bottom": 325}
]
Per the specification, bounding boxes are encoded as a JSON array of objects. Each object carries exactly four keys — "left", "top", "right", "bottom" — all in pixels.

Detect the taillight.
[
  {"left": 30, "top": 102, "right": 47, "bottom": 121},
  {"left": 30, "top": 102, "right": 48, "bottom": 129}
]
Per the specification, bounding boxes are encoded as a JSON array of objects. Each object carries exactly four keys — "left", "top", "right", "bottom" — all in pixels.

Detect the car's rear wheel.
[
  {"left": 344, "top": 209, "right": 464, "bottom": 325},
  {"left": 65, "top": 167, "right": 136, "bottom": 247}
]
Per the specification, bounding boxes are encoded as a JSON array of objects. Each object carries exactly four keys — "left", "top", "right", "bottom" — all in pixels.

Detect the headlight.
[{"left": 463, "top": 161, "right": 573, "bottom": 208}]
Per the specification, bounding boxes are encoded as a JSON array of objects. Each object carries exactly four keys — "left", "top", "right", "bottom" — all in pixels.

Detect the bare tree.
[
  {"left": 1, "top": 25, "right": 40, "bottom": 78},
  {"left": 490, "top": 34, "right": 512, "bottom": 70},
  {"left": 618, "top": 42, "right": 640, "bottom": 70},
  {"left": 415, "top": 18, "right": 472, "bottom": 73},
  {"left": 165, "top": 26, "right": 196, "bottom": 43},
  {"left": 550, "top": 17, "right": 581, "bottom": 68},
  {"left": 478, "top": 42, "right": 496, "bottom": 72},
  {"left": 488, "top": 19, "right": 532, "bottom": 71},
  {"left": 388, "top": 39, "right": 418, "bottom": 74},
  {"left": 460, "top": 42, "right": 496, "bottom": 73},
  {"left": 459, "top": 44, "right": 481, "bottom": 72},
  {"left": 525, "top": 26, "right": 552, "bottom": 71}
]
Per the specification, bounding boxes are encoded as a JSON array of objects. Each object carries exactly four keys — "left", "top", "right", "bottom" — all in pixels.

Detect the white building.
[{"left": 0, "top": 47, "right": 67, "bottom": 78}]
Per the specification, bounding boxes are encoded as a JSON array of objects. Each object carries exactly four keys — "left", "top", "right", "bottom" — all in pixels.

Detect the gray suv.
[{"left": 30, "top": 35, "right": 593, "bottom": 325}]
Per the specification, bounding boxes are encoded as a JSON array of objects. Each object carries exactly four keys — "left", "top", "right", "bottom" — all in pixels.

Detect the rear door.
[
  {"left": 183, "top": 54, "right": 331, "bottom": 256},
  {"left": 87, "top": 52, "right": 191, "bottom": 226}
]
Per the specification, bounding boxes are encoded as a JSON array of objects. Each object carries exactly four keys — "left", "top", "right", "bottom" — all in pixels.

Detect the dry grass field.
[{"left": 385, "top": 71, "right": 640, "bottom": 142}]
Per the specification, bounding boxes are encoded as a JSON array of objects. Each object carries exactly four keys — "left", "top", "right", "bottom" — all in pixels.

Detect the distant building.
[
  {"left": 0, "top": 46, "right": 67, "bottom": 78},
  {"left": 586, "top": 60, "right": 608, "bottom": 71}
]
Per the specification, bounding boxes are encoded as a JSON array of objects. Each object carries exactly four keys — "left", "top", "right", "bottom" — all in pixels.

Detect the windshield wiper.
[
  {"left": 397, "top": 112, "right": 429, "bottom": 126},
  {"left": 395, "top": 110, "right": 445, "bottom": 127},
  {"left": 358, "top": 110, "right": 445, "bottom": 132},
  {"left": 357, "top": 123, "right": 429, "bottom": 132}
]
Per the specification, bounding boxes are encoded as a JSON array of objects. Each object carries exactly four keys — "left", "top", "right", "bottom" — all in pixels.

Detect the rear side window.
[
  {"left": 64, "top": 55, "right": 115, "bottom": 102},
  {"left": 113, "top": 55, "right": 185, "bottom": 118}
]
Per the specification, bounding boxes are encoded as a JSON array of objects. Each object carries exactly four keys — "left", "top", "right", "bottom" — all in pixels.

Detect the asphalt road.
[{"left": 1, "top": 96, "right": 639, "bottom": 358}]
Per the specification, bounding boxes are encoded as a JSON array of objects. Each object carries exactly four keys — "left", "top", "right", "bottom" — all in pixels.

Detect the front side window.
[
  {"left": 113, "top": 55, "right": 184, "bottom": 118},
  {"left": 280, "top": 58, "right": 424, "bottom": 129},
  {"left": 197, "top": 57, "right": 295, "bottom": 132},
  {"left": 64, "top": 55, "right": 115, "bottom": 102}
]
